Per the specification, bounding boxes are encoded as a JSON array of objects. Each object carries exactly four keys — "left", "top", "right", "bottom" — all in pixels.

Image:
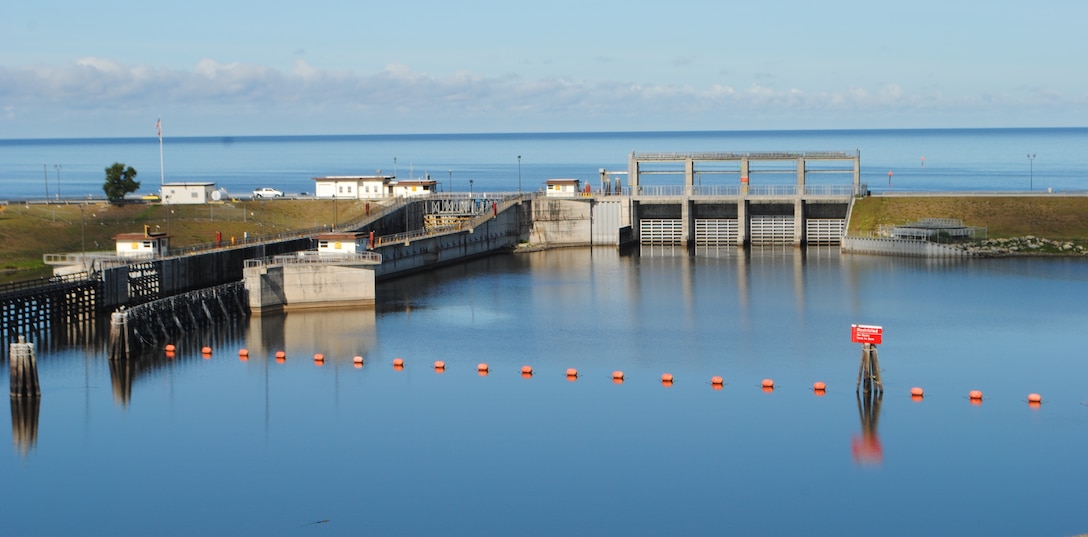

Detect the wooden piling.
[
  {"left": 856, "top": 343, "right": 883, "bottom": 396},
  {"left": 9, "top": 336, "right": 40, "bottom": 398},
  {"left": 108, "top": 310, "right": 128, "bottom": 361}
]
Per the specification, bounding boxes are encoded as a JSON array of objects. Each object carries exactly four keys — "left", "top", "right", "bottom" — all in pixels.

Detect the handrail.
[
  {"left": 633, "top": 150, "right": 859, "bottom": 160},
  {"left": 244, "top": 250, "right": 382, "bottom": 268}
]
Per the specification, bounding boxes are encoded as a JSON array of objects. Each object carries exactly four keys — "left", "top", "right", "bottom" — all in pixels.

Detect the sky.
[{"left": 2, "top": 0, "right": 1086, "bottom": 138}]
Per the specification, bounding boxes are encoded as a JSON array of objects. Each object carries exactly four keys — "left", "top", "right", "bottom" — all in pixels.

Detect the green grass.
[
  {"left": 0, "top": 199, "right": 378, "bottom": 284},
  {"left": 849, "top": 196, "right": 1088, "bottom": 242}
]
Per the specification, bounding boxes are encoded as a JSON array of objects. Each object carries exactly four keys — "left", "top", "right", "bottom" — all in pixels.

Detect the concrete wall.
[
  {"left": 529, "top": 198, "right": 593, "bottom": 246},
  {"left": 373, "top": 203, "right": 524, "bottom": 279},
  {"left": 100, "top": 237, "right": 312, "bottom": 309},
  {"left": 245, "top": 263, "right": 375, "bottom": 315}
]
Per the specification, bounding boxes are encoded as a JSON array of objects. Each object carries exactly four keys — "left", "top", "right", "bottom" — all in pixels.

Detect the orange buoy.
[
  {"left": 165, "top": 351, "right": 175, "bottom": 359},
  {"left": 661, "top": 373, "right": 673, "bottom": 383},
  {"left": 711, "top": 383, "right": 723, "bottom": 391},
  {"left": 661, "top": 379, "right": 673, "bottom": 388},
  {"left": 313, "top": 353, "right": 325, "bottom": 362},
  {"left": 521, "top": 365, "right": 533, "bottom": 375},
  {"left": 761, "top": 379, "right": 775, "bottom": 389},
  {"left": 477, "top": 363, "right": 489, "bottom": 372},
  {"left": 275, "top": 355, "right": 285, "bottom": 364},
  {"left": 394, "top": 364, "right": 404, "bottom": 371},
  {"left": 613, "top": 371, "right": 625, "bottom": 380},
  {"left": 813, "top": 381, "right": 827, "bottom": 391},
  {"left": 392, "top": 358, "right": 404, "bottom": 367},
  {"left": 613, "top": 377, "right": 624, "bottom": 385},
  {"left": 434, "top": 360, "right": 446, "bottom": 369},
  {"left": 565, "top": 368, "right": 578, "bottom": 378},
  {"left": 762, "top": 386, "right": 774, "bottom": 393},
  {"left": 522, "top": 371, "right": 533, "bottom": 379},
  {"left": 275, "top": 350, "right": 286, "bottom": 359},
  {"left": 165, "top": 344, "right": 176, "bottom": 352},
  {"left": 1027, "top": 393, "right": 1042, "bottom": 404},
  {"left": 353, "top": 362, "right": 363, "bottom": 369},
  {"left": 353, "top": 356, "right": 364, "bottom": 365},
  {"left": 969, "top": 390, "right": 983, "bottom": 400},
  {"left": 478, "top": 369, "right": 489, "bottom": 377},
  {"left": 911, "top": 394, "right": 924, "bottom": 402},
  {"left": 238, "top": 349, "right": 249, "bottom": 357},
  {"left": 201, "top": 346, "right": 212, "bottom": 355},
  {"left": 910, "top": 387, "right": 924, "bottom": 397},
  {"left": 710, "top": 376, "right": 724, "bottom": 386}
]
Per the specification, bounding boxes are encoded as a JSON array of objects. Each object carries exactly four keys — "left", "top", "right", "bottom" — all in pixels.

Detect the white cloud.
[{"left": 0, "top": 57, "right": 1085, "bottom": 137}]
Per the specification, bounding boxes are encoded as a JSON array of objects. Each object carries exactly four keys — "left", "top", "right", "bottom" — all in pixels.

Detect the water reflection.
[
  {"left": 852, "top": 390, "right": 884, "bottom": 466},
  {"left": 10, "top": 396, "right": 40, "bottom": 458},
  {"left": 247, "top": 307, "right": 377, "bottom": 361}
]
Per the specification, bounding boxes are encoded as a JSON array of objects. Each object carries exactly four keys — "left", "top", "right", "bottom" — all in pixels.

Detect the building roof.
[
  {"left": 393, "top": 179, "right": 437, "bottom": 186},
  {"left": 115, "top": 232, "right": 170, "bottom": 241},
  {"left": 312, "top": 175, "right": 393, "bottom": 182},
  {"left": 315, "top": 231, "right": 369, "bottom": 240},
  {"left": 546, "top": 178, "right": 581, "bottom": 185}
]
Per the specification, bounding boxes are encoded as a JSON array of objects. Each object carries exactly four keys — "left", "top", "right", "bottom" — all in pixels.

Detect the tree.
[{"left": 103, "top": 163, "right": 139, "bottom": 203}]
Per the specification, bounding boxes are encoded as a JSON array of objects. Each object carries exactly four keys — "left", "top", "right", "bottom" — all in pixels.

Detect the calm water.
[
  {"left": 3, "top": 247, "right": 1088, "bottom": 536},
  {"left": 2, "top": 128, "right": 1087, "bottom": 200}
]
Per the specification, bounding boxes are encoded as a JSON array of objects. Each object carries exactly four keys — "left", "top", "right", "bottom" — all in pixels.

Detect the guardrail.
[
  {"left": 244, "top": 250, "right": 382, "bottom": 268},
  {"left": 622, "top": 184, "right": 859, "bottom": 198},
  {"left": 633, "top": 150, "right": 859, "bottom": 160},
  {"left": 0, "top": 271, "right": 93, "bottom": 296}
]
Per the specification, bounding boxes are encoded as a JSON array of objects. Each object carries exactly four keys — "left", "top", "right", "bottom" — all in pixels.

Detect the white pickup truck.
[{"left": 252, "top": 187, "right": 284, "bottom": 198}]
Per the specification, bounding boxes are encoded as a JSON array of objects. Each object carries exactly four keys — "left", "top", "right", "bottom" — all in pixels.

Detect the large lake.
[{"left": 4, "top": 246, "right": 1087, "bottom": 536}]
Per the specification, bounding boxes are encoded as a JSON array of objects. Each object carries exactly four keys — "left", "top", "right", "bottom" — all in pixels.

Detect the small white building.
[
  {"left": 315, "top": 231, "right": 373, "bottom": 255},
  {"left": 390, "top": 179, "right": 437, "bottom": 197},
  {"left": 544, "top": 178, "right": 583, "bottom": 197},
  {"left": 161, "top": 182, "right": 217, "bottom": 205},
  {"left": 313, "top": 175, "right": 393, "bottom": 199},
  {"left": 114, "top": 226, "right": 170, "bottom": 258}
]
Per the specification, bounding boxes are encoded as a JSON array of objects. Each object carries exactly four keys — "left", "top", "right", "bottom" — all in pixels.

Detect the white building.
[
  {"left": 390, "top": 179, "right": 437, "bottom": 197},
  {"left": 114, "top": 226, "right": 170, "bottom": 258},
  {"left": 315, "top": 231, "right": 373, "bottom": 255},
  {"left": 544, "top": 178, "right": 583, "bottom": 197},
  {"left": 161, "top": 182, "right": 218, "bottom": 205},
  {"left": 313, "top": 176, "right": 393, "bottom": 199}
]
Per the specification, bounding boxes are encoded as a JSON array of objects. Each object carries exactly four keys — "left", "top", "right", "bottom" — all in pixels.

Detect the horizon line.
[{"left": 3, "top": 126, "right": 1087, "bottom": 144}]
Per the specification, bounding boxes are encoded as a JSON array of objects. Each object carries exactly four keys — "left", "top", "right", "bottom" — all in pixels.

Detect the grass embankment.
[
  {"left": 0, "top": 199, "right": 376, "bottom": 284},
  {"left": 849, "top": 196, "right": 1088, "bottom": 241}
]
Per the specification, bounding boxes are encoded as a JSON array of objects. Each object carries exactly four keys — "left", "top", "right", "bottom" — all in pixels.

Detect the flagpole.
[{"left": 157, "top": 118, "right": 164, "bottom": 189}]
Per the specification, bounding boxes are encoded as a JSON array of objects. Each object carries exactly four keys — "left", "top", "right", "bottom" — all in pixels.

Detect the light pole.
[
  {"left": 469, "top": 179, "right": 474, "bottom": 197},
  {"left": 448, "top": 169, "right": 452, "bottom": 194},
  {"left": 517, "top": 155, "right": 522, "bottom": 193},
  {"left": 1027, "top": 154, "right": 1036, "bottom": 191},
  {"left": 54, "top": 164, "right": 61, "bottom": 200}
]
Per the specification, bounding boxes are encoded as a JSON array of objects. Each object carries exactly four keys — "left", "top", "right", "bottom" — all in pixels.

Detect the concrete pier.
[{"left": 244, "top": 252, "right": 381, "bottom": 315}]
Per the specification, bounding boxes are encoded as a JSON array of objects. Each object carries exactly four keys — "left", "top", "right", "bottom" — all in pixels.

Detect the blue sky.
[{"left": 2, "top": 0, "right": 1086, "bottom": 138}]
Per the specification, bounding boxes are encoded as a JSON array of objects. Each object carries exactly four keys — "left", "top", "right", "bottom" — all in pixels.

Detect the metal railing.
[
  {"left": 244, "top": 250, "right": 382, "bottom": 268},
  {"left": 372, "top": 193, "right": 528, "bottom": 247},
  {"left": 621, "top": 184, "right": 859, "bottom": 198},
  {"left": 633, "top": 150, "right": 859, "bottom": 161},
  {"left": 0, "top": 271, "right": 94, "bottom": 296}
]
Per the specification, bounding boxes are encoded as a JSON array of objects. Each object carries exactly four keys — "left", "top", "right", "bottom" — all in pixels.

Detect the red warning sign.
[{"left": 851, "top": 324, "right": 883, "bottom": 345}]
